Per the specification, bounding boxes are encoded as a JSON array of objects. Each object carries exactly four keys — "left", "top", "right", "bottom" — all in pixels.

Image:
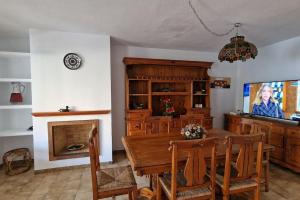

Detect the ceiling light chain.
[
  {"left": 188, "top": 1, "right": 258, "bottom": 63},
  {"left": 188, "top": 0, "right": 235, "bottom": 37}
]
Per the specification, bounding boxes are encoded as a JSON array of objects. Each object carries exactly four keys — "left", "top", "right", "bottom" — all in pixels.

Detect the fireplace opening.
[{"left": 48, "top": 120, "right": 99, "bottom": 161}]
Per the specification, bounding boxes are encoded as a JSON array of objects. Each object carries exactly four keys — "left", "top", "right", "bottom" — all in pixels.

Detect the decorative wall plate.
[{"left": 63, "top": 53, "right": 82, "bottom": 70}]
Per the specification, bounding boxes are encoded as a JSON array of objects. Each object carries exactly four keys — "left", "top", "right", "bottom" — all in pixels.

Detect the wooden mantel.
[{"left": 32, "top": 110, "right": 111, "bottom": 117}]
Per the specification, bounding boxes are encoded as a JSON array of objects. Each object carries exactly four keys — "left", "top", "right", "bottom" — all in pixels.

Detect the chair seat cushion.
[
  {"left": 215, "top": 174, "right": 257, "bottom": 191},
  {"left": 97, "top": 165, "right": 137, "bottom": 193},
  {"left": 159, "top": 173, "right": 211, "bottom": 200}
]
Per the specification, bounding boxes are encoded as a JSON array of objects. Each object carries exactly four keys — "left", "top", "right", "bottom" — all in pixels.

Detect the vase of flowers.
[
  {"left": 160, "top": 96, "right": 175, "bottom": 116},
  {"left": 181, "top": 124, "right": 206, "bottom": 140}
]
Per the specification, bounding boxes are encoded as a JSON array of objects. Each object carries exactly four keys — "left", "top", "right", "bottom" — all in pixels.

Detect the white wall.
[
  {"left": 236, "top": 36, "right": 300, "bottom": 110},
  {"left": 30, "top": 30, "right": 112, "bottom": 170},
  {"left": 0, "top": 37, "right": 29, "bottom": 52},
  {"left": 30, "top": 30, "right": 111, "bottom": 112},
  {"left": 111, "top": 45, "right": 238, "bottom": 150}
]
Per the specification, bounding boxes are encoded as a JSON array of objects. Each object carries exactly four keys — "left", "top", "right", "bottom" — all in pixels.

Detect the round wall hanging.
[{"left": 63, "top": 53, "right": 82, "bottom": 70}]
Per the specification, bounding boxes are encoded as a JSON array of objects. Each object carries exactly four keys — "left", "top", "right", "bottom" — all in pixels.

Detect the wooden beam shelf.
[
  {"left": 151, "top": 92, "right": 190, "bottom": 96},
  {"left": 32, "top": 110, "right": 111, "bottom": 117},
  {"left": 129, "top": 94, "right": 149, "bottom": 96},
  {"left": 123, "top": 57, "right": 213, "bottom": 68}
]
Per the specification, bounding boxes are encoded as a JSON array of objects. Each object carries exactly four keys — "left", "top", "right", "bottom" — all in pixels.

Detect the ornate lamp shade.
[{"left": 218, "top": 35, "right": 258, "bottom": 63}]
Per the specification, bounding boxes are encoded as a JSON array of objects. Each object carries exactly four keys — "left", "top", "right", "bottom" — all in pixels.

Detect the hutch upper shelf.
[{"left": 124, "top": 57, "right": 214, "bottom": 135}]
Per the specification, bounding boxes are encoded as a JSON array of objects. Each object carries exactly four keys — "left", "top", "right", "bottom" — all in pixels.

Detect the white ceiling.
[{"left": 1, "top": 0, "right": 300, "bottom": 52}]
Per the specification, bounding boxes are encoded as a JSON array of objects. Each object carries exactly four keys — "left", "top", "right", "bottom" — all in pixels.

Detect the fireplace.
[{"left": 48, "top": 120, "right": 99, "bottom": 161}]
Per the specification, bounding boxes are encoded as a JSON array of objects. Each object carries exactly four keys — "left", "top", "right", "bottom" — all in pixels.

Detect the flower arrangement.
[
  {"left": 160, "top": 96, "right": 175, "bottom": 116},
  {"left": 181, "top": 124, "right": 206, "bottom": 140}
]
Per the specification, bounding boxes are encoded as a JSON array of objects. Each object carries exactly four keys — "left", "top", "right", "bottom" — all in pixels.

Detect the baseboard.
[
  {"left": 34, "top": 160, "right": 115, "bottom": 174},
  {"left": 34, "top": 164, "right": 90, "bottom": 174}
]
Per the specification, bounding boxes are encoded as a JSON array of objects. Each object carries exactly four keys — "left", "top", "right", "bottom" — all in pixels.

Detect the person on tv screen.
[{"left": 252, "top": 83, "right": 284, "bottom": 119}]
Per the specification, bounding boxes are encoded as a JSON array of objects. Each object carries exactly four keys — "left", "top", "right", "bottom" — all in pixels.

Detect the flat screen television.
[{"left": 243, "top": 80, "right": 300, "bottom": 122}]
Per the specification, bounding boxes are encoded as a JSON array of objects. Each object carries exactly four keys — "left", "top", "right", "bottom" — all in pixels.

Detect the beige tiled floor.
[{"left": 0, "top": 152, "right": 300, "bottom": 200}]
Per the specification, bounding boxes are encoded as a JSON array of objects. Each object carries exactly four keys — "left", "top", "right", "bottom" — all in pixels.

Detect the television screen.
[{"left": 243, "top": 80, "right": 300, "bottom": 121}]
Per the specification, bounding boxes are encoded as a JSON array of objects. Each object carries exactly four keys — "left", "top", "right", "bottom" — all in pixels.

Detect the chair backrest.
[
  {"left": 180, "top": 114, "right": 204, "bottom": 128},
  {"left": 239, "top": 118, "right": 253, "bottom": 135},
  {"left": 252, "top": 121, "right": 272, "bottom": 144},
  {"left": 240, "top": 118, "right": 272, "bottom": 144},
  {"left": 89, "top": 126, "right": 100, "bottom": 198},
  {"left": 223, "top": 134, "right": 264, "bottom": 191},
  {"left": 169, "top": 137, "right": 218, "bottom": 199}
]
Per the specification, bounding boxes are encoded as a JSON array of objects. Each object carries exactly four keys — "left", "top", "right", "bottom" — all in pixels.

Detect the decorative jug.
[{"left": 10, "top": 82, "right": 25, "bottom": 103}]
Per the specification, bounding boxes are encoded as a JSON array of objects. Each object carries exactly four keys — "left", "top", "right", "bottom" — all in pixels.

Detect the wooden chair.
[
  {"left": 238, "top": 118, "right": 254, "bottom": 135},
  {"left": 216, "top": 134, "right": 264, "bottom": 200},
  {"left": 180, "top": 114, "right": 204, "bottom": 128},
  {"left": 157, "top": 137, "right": 218, "bottom": 200},
  {"left": 89, "top": 127, "right": 137, "bottom": 199},
  {"left": 239, "top": 119, "right": 272, "bottom": 192}
]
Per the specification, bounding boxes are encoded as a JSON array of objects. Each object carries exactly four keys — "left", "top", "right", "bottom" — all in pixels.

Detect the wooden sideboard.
[
  {"left": 124, "top": 57, "right": 214, "bottom": 136},
  {"left": 224, "top": 114, "right": 300, "bottom": 172}
]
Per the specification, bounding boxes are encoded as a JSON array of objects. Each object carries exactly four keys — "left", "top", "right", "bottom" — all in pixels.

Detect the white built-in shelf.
[
  {"left": 0, "top": 105, "right": 32, "bottom": 109},
  {"left": 0, "top": 51, "right": 30, "bottom": 58},
  {"left": 0, "top": 129, "right": 33, "bottom": 137},
  {"left": 0, "top": 78, "right": 32, "bottom": 83}
]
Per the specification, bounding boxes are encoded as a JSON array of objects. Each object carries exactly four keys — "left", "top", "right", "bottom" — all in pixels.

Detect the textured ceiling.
[{"left": 1, "top": 0, "right": 300, "bottom": 51}]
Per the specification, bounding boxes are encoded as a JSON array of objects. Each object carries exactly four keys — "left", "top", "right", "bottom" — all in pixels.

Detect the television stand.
[{"left": 224, "top": 113, "right": 300, "bottom": 173}]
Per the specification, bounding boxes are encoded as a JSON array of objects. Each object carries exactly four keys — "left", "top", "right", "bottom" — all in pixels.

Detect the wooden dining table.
[{"left": 122, "top": 128, "right": 274, "bottom": 177}]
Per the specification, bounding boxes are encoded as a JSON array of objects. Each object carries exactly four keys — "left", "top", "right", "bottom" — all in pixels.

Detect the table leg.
[{"left": 149, "top": 174, "right": 153, "bottom": 189}]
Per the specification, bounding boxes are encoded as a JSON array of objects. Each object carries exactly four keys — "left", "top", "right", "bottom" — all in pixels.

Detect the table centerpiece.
[{"left": 181, "top": 124, "right": 207, "bottom": 140}]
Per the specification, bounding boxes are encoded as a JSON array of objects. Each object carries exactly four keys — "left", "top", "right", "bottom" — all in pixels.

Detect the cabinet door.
[
  {"left": 286, "top": 137, "right": 300, "bottom": 167},
  {"left": 286, "top": 129, "right": 300, "bottom": 167},
  {"left": 270, "top": 132, "right": 284, "bottom": 161},
  {"left": 270, "top": 132, "right": 284, "bottom": 147},
  {"left": 170, "top": 119, "right": 181, "bottom": 133},
  {"left": 271, "top": 146, "right": 284, "bottom": 161},
  {"left": 145, "top": 119, "right": 160, "bottom": 135}
]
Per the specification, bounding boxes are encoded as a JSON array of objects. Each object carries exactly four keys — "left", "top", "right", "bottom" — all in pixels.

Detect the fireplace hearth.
[{"left": 48, "top": 120, "right": 99, "bottom": 161}]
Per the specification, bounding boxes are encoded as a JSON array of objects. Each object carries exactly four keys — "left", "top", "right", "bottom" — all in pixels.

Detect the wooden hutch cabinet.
[
  {"left": 124, "top": 57, "right": 213, "bottom": 136},
  {"left": 224, "top": 114, "right": 300, "bottom": 172}
]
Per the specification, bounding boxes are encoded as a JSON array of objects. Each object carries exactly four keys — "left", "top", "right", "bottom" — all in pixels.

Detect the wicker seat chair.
[
  {"left": 157, "top": 137, "right": 218, "bottom": 200},
  {"left": 216, "top": 134, "right": 264, "bottom": 200},
  {"left": 89, "top": 127, "right": 137, "bottom": 199},
  {"left": 239, "top": 118, "right": 272, "bottom": 192}
]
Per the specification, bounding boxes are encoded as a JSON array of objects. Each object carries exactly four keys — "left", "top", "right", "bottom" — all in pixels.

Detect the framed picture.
[{"left": 210, "top": 77, "right": 231, "bottom": 88}]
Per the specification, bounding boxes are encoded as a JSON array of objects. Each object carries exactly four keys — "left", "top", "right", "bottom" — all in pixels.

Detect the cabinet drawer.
[
  {"left": 270, "top": 133, "right": 284, "bottom": 147},
  {"left": 272, "top": 125, "right": 285, "bottom": 134},
  {"left": 127, "top": 112, "right": 150, "bottom": 120},
  {"left": 190, "top": 109, "right": 210, "bottom": 117},
  {"left": 270, "top": 146, "right": 284, "bottom": 161},
  {"left": 127, "top": 131, "right": 145, "bottom": 136},
  {"left": 231, "top": 117, "right": 241, "bottom": 124},
  {"left": 287, "top": 129, "right": 300, "bottom": 139},
  {"left": 127, "top": 121, "right": 144, "bottom": 131}
]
